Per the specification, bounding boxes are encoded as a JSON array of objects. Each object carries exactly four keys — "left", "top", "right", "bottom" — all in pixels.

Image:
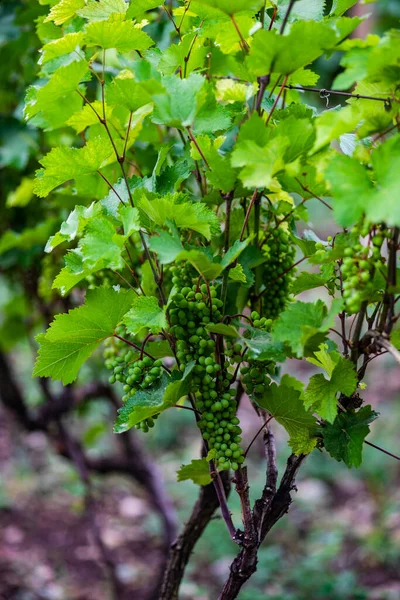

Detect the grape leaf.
[
  {"left": 291, "top": 272, "right": 329, "bottom": 295},
  {"left": 40, "top": 32, "right": 84, "bottom": 64},
  {"left": 306, "top": 344, "right": 341, "bottom": 377},
  {"left": 126, "top": 0, "right": 165, "bottom": 19},
  {"left": 84, "top": 14, "right": 154, "bottom": 52},
  {"left": 44, "top": 0, "right": 85, "bottom": 25},
  {"left": 114, "top": 363, "right": 194, "bottom": 433},
  {"left": 33, "top": 137, "right": 115, "bottom": 198},
  {"left": 33, "top": 288, "right": 135, "bottom": 384},
  {"left": 190, "top": 0, "right": 263, "bottom": 18},
  {"left": 123, "top": 296, "right": 167, "bottom": 335},
  {"left": 106, "top": 77, "right": 153, "bottom": 112},
  {"left": 137, "top": 192, "right": 220, "bottom": 240},
  {"left": 24, "top": 60, "right": 89, "bottom": 130},
  {"left": 303, "top": 357, "right": 357, "bottom": 423},
  {"left": 247, "top": 22, "right": 338, "bottom": 78},
  {"left": 229, "top": 264, "right": 246, "bottom": 283},
  {"left": 45, "top": 202, "right": 102, "bottom": 252},
  {"left": 242, "top": 329, "right": 286, "bottom": 362},
  {"left": 77, "top": 0, "right": 127, "bottom": 21},
  {"left": 148, "top": 229, "right": 184, "bottom": 264},
  {"left": 326, "top": 137, "right": 400, "bottom": 227},
  {"left": 323, "top": 405, "right": 378, "bottom": 468},
  {"left": 272, "top": 299, "right": 342, "bottom": 358},
  {"left": 177, "top": 459, "right": 212, "bottom": 486},
  {"left": 176, "top": 249, "right": 223, "bottom": 281},
  {"left": 256, "top": 383, "right": 318, "bottom": 455}
]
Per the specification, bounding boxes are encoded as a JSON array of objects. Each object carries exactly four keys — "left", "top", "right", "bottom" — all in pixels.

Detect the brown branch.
[
  {"left": 219, "top": 453, "right": 305, "bottom": 599},
  {"left": 160, "top": 473, "right": 231, "bottom": 600}
]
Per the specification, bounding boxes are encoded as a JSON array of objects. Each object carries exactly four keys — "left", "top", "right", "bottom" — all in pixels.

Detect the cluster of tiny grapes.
[
  {"left": 168, "top": 280, "right": 244, "bottom": 471},
  {"left": 169, "top": 263, "right": 196, "bottom": 289},
  {"left": 341, "top": 223, "right": 387, "bottom": 314},
  {"left": 262, "top": 225, "right": 295, "bottom": 319},
  {"left": 240, "top": 361, "right": 275, "bottom": 398},
  {"left": 104, "top": 330, "right": 163, "bottom": 432},
  {"left": 250, "top": 310, "right": 272, "bottom": 331}
]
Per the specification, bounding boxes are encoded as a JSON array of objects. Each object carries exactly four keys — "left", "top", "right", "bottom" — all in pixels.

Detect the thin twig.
[
  {"left": 364, "top": 440, "right": 400, "bottom": 461},
  {"left": 285, "top": 84, "right": 391, "bottom": 104}
]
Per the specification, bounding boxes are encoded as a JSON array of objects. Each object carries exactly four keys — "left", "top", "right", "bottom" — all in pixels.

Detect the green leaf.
[
  {"left": 326, "top": 137, "right": 400, "bottom": 228},
  {"left": 277, "top": 0, "right": 326, "bottom": 21},
  {"left": 272, "top": 299, "right": 342, "bottom": 358},
  {"left": 24, "top": 60, "right": 89, "bottom": 130},
  {"left": 137, "top": 192, "right": 220, "bottom": 240},
  {"left": 45, "top": 202, "right": 102, "bottom": 252},
  {"left": 126, "top": 0, "right": 165, "bottom": 19},
  {"left": 229, "top": 264, "right": 246, "bottom": 283},
  {"left": 221, "top": 238, "right": 251, "bottom": 269},
  {"left": 84, "top": 14, "right": 154, "bottom": 52},
  {"left": 231, "top": 135, "right": 289, "bottom": 189},
  {"left": 256, "top": 383, "right": 318, "bottom": 455},
  {"left": 177, "top": 459, "right": 212, "bottom": 486},
  {"left": 114, "top": 373, "right": 170, "bottom": 433},
  {"left": 176, "top": 249, "right": 223, "bottom": 281},
  {"left": 325, "top": 154, "right": 373, "bottom": 227},
  {"left": 247, "top": 22, "right": 338, "bottom": 78},
  {"left": 323, "top": 405, "right": 378, "bottom": 468},
  {"left": 114, "top": 362, "right": 194, "bottom": 433},
  {"left": 242, "top": 329, "right": 286, "bottom": 362},
  {"left": 163, "top": 361, "right": 196, "bottom": 405},
  {"left": 148, "top": 229, "right": 184, "bottom": 264},
  {"left": 367, "top": 136, "right": 400, "bottom": 227},
  {"left": 33, "top": 287, "right": 135, "bottom": 384},
  {"left": 40, "top": 32, "right": 85, "bottom": 64},
  {"left": 291, "top": 272, "right": 328, "bottom": 295},
  {"left": 44, "top": 0, "right": 85, "bottom": 25},
  {"left": 152, "top": 73, "right": 204, "bottom": 128},
  {"left": 66, "top": 101, "right": 114, "bottom": 133},
  {"left": 0, "top": 221, "right": 58, "bottom": 255},
  {"left": 106, "top": 76, "right": 153, "bottom": 112},
  {"left": 77, "top": 0, "right": 127, "bottom": 21},
  {"left": 189, "top": 134, "right": 237, "bottom": 194},
  {"left": 118, "top": 205, "right": 140, "bottom": 237},
  {"left": 33, "top": 136, "right": 115, "bottom": 198},
  {"left": 79, "top": 216, "right": 124, "bottom": 267},
  {"left": 123, "top": 296, "right": 167, "bottom": 335},
  {"left": 306, "top": 344, "right": 341, "bottom": 377},
  {"left": 205, "top": 323, "right": 239, "bottom": 337},
  {"left": 190, "top": 0, "right": 263, "bottom": 17},
  {"left": 6, "top": 177, "right": 34, "bottom": 208},
  {"left": 303, "top": 357, "right": 357, "bottom": 423}
]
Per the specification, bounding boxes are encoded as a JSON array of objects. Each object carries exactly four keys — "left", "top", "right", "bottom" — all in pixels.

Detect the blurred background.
[{"left": 1, "top": 1, "right": 400, "bottom": 599}]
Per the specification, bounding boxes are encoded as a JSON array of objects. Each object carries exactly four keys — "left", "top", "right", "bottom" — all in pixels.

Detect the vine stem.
[
  {"left": 210, "top": 463, "right": 240, "bottom": 542},
  {"left": 294, "top": 178, "right": 333, "bottom": 210},
  {"left": 280, "top": 0, "right": 297, "bottom": 34},
  {"left": 265, "top": 75, "right": 289, "bottom": 126},
  {"left": 240, "top": 189, "right": 259, "bottom": 241},
  {"left": 364, "top": 440, "right": 400, "bottom": 461},
  {"left": 285, "top": 84, "right": 391, "bottom": 104},
  {"left": 244, "top": 415, "right": 274, "bottom": 458}
]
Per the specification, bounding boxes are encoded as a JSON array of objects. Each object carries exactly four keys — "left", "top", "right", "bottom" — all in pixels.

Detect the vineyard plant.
[{"left": 1, "top": 0, "right": 400, "bottom": 598}]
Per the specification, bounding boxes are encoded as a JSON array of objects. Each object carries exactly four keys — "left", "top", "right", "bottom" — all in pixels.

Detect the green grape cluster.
[
  {"left": 104, "top": 332, "right": 163, "bottom": 432},
  {"left": 250, "top": 310, "right": 272, "bottom": 331},
  {"left": 262, "top": 225, "right": 295, "bottom": 320},
  {"left": 341, "top": 224, "right": 387, "bottom": 314},
  {"left": 168, "top": 282, "right": 244, "bottom": 471},
  {"left": 240, "top": 360, "right": 275, "bottom": 398},
  {"left": 169, "top": 263, "right": 196, "bottom": 289}
]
